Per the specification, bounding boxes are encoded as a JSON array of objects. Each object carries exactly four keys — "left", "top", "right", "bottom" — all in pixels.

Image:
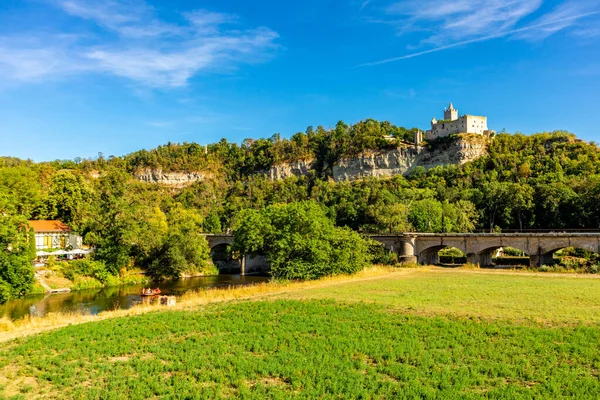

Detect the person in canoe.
[{"left": 141, "top": 288, "right": 161, "bottom": 296}]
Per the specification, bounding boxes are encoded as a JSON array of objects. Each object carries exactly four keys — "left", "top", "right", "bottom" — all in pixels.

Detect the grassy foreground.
[{"left": 1, "top": 267, "right": 599, "bottom": 399}]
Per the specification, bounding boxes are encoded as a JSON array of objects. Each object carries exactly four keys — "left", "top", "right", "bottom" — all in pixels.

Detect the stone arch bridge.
[
  {"left": 204, "top": 234, "right": 268, "bottom": 275},
  {"left": 205, "top": 233, "right": 600, "bottom": 269},
  {"left": 372, "top": 233, "right": 600, "bottom": 267}
]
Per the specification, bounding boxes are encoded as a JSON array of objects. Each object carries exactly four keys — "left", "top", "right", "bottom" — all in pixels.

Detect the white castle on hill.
[{"left": 425, "top": 103, "right": 492, "bottom": 141}]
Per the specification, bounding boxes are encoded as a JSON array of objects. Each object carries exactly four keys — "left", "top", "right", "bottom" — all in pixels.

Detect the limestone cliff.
[
  {"left": 263, "top": 135, "right": 488, "bottom": 182},
  {"left": 268, "top": 159, "right": 314, "bottom": 180},
  {"left": 134, "top": 168, "right": 212, "bottom": 187},
  {"left": 333, "top": 146, "right": 420, "bottom": 182},
  {"left": 333, "top": 136, "right": 487, "bottom": 182}
]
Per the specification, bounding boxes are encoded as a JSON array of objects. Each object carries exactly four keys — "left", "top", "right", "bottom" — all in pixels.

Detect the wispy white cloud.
[
  {"left": 0, "top": 35, "right": 88, "bottom": 81},
  {"left": 85, "top": 27, "right": 277, "bottom": 87},
  {"left": 0, "top": 0, "right": 279, "bottom": 87},
  {"left": 358, "top": 0, "right": 600, "bottom": 66},
  {"left": 516, "top": 0, "right": 600, "bottom": 40},
  {"left": 572, "top": 27, "right": 600, "bottom": 38},
  {"left": 55, "top": 0, "right": 177, "bottom": 38},
  {"left": 384, "top": 0, "right": 543, "bottom": 44},
  {"left": 146, "top": 120, "right": 173, "bottom": 128},
  {"left": 357, "top": 9, "right": 599, "bottom": 67}
]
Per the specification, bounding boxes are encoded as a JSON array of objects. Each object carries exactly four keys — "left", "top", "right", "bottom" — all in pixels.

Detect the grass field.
[{"left": 1, "top": 268, "right": 599, "bottom": 399}]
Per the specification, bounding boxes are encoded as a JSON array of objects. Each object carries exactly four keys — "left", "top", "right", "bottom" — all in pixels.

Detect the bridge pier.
[
  {"left": 398, "top": 237, "right": 417, "bottom": 264},
  {"left": 530, "top": 253, "right": 555, "bottom": 268},
  {"left": 466, "top": 252, "right": 493, "bottom": 267}
]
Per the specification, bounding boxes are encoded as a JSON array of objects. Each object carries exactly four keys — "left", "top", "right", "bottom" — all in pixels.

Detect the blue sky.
[{"left": 0, "top": 0, "right": 599, "bottom": 161}]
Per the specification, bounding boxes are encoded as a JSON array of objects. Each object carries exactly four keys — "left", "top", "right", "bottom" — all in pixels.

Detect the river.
[{"left": 0, "top": 275, "right": 270, "bottom": 321}]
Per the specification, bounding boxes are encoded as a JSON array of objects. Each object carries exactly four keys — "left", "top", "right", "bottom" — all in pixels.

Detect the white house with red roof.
[{"left": 28, "top": 220, "right": 83, "bottom": 251}]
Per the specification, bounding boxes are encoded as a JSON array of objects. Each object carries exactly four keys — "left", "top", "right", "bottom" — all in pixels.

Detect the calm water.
[{"left": 0, "top": 275, "right": 269, "bottom": 321}]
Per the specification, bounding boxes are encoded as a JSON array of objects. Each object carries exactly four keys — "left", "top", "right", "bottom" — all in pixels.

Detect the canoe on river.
[{"left": 141, "top": 288, "right": 162, "bottom": 296}]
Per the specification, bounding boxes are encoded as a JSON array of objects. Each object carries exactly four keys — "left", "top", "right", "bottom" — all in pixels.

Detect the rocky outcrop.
[
  {"left": 332, "top": 138, "right": 487, "bottom": 182},
  {"left": 268, "top": 159, "right": 314, "bottom": 180},
  {"left": 420, "top": 137, "right": 488, "bottom": 169},
  {"left": 134, "top": 169, "right": 211, "bottom": 187},
  {"left": 333, "top": 146, "right": 420, "bottom": 182}
]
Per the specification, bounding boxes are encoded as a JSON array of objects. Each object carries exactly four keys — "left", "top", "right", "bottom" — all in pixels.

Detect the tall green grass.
[{"left": 1, "top": 300, "right": 599, "bottom": 399}]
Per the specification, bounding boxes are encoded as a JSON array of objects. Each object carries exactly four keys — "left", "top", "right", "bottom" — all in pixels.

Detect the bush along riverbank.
[{"left": 36, "top": 258, "right": 219, "bottom": 292}]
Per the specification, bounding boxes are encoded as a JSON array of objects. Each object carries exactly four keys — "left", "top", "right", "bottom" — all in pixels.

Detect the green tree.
[
  {"left": 372, "top": 202, "right": 412, "bottom": 233},
  {"left": 479, "top": 180, "right": 511, "bottom": 232},
  {"left": 453, "top": 200, "right": 479, "bottom": 232},
  {"left": 46, "top": 170, "right": 92, "bottom": 231},
  {"left": 510, "top": 183, "right": 534, "bottom": 231},
  {"left": 86, "top": 169, "right": 134, "bottom": 274},
  {"left": 409, "top": 199, "right": 443, "bottom": 232},
  {"left": 233, "top": 202, "right": 371, "bottom": 280},
  {"left": 203, "top": 213, "right": 222, "bottom": 233},
  {"left": 0, "top": 166, "right": 43, "bottom": 218},
  {"left": 0, "top": 197, "right": 36, "bottom": 303},
  {"left": 148, "top": 206, "right": 212, "bottom": 279}
]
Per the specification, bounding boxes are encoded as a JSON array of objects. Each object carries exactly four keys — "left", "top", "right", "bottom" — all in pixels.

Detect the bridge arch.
[
  {"left": 529, "top": 237, "right": 600, "bottom": 267},
  {"left": 418, "top": 245, "right": 468, "bottom": 265},
  {"left": 209, "top": 243, "right": 242, "bottom": 274},
  {"left": 468, "top": 245, "right": 530, "bottom": 267},
  {"left": 416, "top": 238, "right": 467, "bottom": 265}
]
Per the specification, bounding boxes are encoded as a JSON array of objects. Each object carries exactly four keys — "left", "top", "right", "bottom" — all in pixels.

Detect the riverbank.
[
  {"left": 0, "top": 266, "right": 397, "bottom": 342},
  {"left": 1, "top": 266, "right": 599, "bottom": 398},
  {"left": 2, "top": 265, "right": 600, "bottom": 342},
  {"left": 32, "top": 267, "right": 152, "bottom": 293}
]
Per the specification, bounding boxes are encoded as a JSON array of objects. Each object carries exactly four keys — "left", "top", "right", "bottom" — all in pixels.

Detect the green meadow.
[{"left": 1, "top": 268, "right": 599, "bottom": 399}]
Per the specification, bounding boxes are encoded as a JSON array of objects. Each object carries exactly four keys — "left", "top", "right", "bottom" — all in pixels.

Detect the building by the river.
[{"left": 28, "top": 220, "right": 82, "bottom": 250}]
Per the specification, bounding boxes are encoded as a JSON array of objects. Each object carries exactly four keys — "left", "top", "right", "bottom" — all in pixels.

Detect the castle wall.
[
  {"left": 464, "top": 115, "right": 488, "bottom": 135},
  {"left": 426, "top": 115, "right": 488, "bottom": 140},
  {"left": 427, "top": 117, "right": 466, "bottom": 140}
]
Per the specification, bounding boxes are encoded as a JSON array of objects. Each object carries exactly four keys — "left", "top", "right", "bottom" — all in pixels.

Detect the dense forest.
[{"left": 1, "top": 118, "right": 600, "bottom": 303}]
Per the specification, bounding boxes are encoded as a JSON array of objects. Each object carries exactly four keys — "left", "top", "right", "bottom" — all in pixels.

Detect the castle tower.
[
  {"left": 414, "top": 130, "right": 423, "bottom": 146},
  {"left": 444, "top": 102, "right": 458, "bottom": 121}
]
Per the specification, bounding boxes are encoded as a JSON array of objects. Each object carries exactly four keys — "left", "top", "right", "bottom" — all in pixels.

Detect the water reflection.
[{"left": 0, "top": 275, "right": 269, "bottom": 321}]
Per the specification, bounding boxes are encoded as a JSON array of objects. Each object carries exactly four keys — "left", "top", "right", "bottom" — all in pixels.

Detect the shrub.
[
  {"left": 104, "top": 274, "right": 121, "bottom": 287},
  {"left": 370, "top": 244, "right": 398, "bottom": 265},
  {"left": 147, "top": 232, "right": 212, "bottom": 279},
  {"left": 492, "top": 257, "right": 530, "bottom": 266},
  {"left": 199, "top": 262, "right": 219, "bottom": 276},
  {"left": 71, "top": 276, "right": 103, "bottom": 291},
  {"left": 502, "top": 247, "right": 527, "bottom": 257},
  {"left": 203, "top": 213, "right": 222, "bottom": 233},
  {"left": 439, "top": 256, "right": 467, "bottom": 264},
  {"left": 63, "top": 259, "right": 111, "bottom": 283},
  {"left": 539, "top": 265, "right": 568, "bottom": 273},
  {"left": 0, "top": 279, "right": 12, "bottom": 304}
]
